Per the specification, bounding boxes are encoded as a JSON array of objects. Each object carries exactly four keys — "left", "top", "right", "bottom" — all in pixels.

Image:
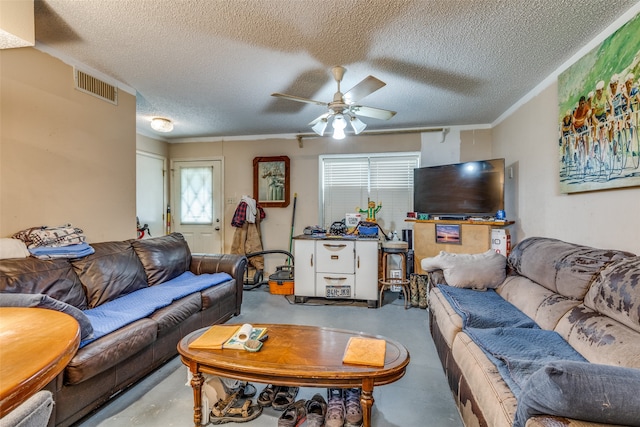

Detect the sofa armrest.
[{"left": 190, "top": 254, "right": 247, "bottom": 315}]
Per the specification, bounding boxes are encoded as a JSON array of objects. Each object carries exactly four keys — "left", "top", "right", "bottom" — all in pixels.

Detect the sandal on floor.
[
  {"left": 210, "top": 391, "right": 263, "bottom": 424},
  {"left": 257, "top": 384, "right": 280, "bottom": 407},
  {"left": 272, "top": 386, "right": 299, "bottom": 411}
]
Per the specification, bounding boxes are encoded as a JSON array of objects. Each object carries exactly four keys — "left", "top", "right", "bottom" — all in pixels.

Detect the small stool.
[{"left": 379, "top": 242, "right": 410, "bottom": 309}]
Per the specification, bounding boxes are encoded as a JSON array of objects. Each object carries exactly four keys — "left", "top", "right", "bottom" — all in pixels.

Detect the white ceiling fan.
[{"left": 271, "top": 66, "right": 396, "bottom": 139}]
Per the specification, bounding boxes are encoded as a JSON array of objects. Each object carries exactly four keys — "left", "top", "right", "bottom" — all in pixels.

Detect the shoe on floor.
[
  {"left": 257, "top": 384, "right": 280, "bottom": 407},
  {"left": 301, "top": 393, "right": 327, "bottom": 426},
  {"left": 273, "top": 386, "right": 300, "bottom": 411},
  {"left": 278, "top": 399, "right": 307, "bottom": 427},
  {"left": 324, "top": 389, "right": 344, "bottom": 427},
  {"left": 344, "top": 388, "right": 363, "bottom": 427}
]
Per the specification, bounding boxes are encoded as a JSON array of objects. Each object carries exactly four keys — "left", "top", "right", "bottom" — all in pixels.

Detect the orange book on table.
[{"left": 342, "top": 337, "right": 387, "bottom": 367}]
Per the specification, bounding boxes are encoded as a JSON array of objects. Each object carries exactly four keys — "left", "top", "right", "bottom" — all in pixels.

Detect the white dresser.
[{"left": 293, "top": 236, "right": 379, "bottom": 307}]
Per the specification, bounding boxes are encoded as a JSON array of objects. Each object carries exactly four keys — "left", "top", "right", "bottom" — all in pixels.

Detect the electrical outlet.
[{"left": 226, "top": 198, "right": 236, "bottom": 205}]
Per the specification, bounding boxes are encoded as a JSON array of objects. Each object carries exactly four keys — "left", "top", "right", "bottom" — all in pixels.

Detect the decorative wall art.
[
  {"left": 435, "top": 224, "right": 461, "bottom": 244},
  {"left": 558, "top": 11, "right": 640, "bottom": 193},
  {"left": 253, "top": 156, "right": 290, "bottom": 207}
]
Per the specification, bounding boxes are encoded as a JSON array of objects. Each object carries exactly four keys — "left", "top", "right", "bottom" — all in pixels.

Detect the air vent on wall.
[{"left": 74, "top": 68, "right": 118, "bottom": 105}]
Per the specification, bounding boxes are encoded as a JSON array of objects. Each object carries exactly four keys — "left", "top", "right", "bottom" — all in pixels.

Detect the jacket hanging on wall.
[{"left": 230, "top": 197, "right": 265, "bottom": 271}]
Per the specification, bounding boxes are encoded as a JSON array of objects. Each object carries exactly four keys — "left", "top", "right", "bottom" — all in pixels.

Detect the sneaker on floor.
[
  {"left": 344, "top": 388, "right": 363, "bottom": 427},
  {"left": 301, "top": 393, "right": 327, "bottom": 426},
  {"left": 278, "top": 399, "right": 307, "bottom": 427},
  {"left": 324, "top": 388, "right": 344, "bottom": 427}
]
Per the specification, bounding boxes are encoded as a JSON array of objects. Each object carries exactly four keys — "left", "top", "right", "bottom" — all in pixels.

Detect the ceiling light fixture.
[
  {"left": 349, "top": 115, "right": 367, "bottom": 134},
  {"left": 150, "top": 117, "right": 174, "bottom": 133},
  {"left": 332, "top": 114, "right": 347, "bottom": 140},
  {"left": 311, "top": 118, "right": 328, "bottom": 136},
  {"left": 310, "top": 112, "right": 367, "bottom": 139}
]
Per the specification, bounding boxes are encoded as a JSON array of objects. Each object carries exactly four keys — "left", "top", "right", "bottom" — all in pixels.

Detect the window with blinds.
[{"left": 320, "top": 153, "right": 420, "bottom": 232}]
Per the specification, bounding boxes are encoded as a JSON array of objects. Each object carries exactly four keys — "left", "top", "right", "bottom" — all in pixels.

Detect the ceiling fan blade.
[
  {"left": 350, "top": 105, "right": 397, "bottom": 120},
  {"left": 308, "top": 112, "right": 331, "bottom": 126},
  {"left": 343, "top": 76, "right": 386, "bottom": 104},
  {"left": 271, "top": 92, "right": 327, "bottom": 107}
]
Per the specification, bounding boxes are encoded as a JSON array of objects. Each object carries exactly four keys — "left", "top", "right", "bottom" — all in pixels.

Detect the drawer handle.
[
  {"left": 324, "top": 276, "right": 347, "bottom": 281},
  {"left": 323, "top": 244, "right": 346, "bottom": 249},
  {"left": 310, "top": 254, "right": 313, "bottom": 267},
  {"left": 331, "top": 255, "right": 339, "bottom": 260}
]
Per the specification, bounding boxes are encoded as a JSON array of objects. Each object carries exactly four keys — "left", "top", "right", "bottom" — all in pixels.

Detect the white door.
[
  {"left": 171, "top": 159, "right": 223, "bottom": 254},
  {"left": 136, "top": 151, "right": 166, "bottom": 239}
]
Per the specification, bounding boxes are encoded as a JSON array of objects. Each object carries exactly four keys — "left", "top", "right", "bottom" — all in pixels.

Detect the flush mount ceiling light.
[{"left": 150, "top": 117, "right": 174, "bottom": 133}]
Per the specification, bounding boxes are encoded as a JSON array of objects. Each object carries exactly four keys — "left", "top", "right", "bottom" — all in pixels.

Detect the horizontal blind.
[
  {"left": 322, "top": 157, "right": 369, "bottom": 228},
  {"left": 321, "top": 153, "right": 419, "bottom": 232},
  {"left": 370, "top": 156, "right": 419, "bottom": 232}
]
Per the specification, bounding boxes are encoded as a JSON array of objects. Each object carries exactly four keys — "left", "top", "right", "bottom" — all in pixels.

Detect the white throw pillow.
[
  {"left": 421, "top": 249, "right": 506, "bottom": 289},
  {"left": 0, "top": 238, "right": 30, "bottom": 259}
]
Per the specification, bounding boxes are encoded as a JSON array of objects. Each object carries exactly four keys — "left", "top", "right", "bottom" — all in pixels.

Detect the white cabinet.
[{"left": 293, "top": 237, "right": 379, "bottom": 308}]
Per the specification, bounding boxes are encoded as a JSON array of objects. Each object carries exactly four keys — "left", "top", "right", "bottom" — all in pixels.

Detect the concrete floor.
[{"left": 76, "top": 288, "right": 463, "bottom": 426}]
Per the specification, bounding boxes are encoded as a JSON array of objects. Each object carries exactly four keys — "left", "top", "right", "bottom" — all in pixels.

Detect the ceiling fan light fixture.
[
  {"left": 150, "top": 117, "right": 174, "bottom": 133},
  {"left": 332, "top": 114, "right": 346, "bottom": 140},
  {"left": 311, "top": 118, "right": 328, "bottom": 136},
  {"left": 349, "top": 115, "right": 367, "bottom": 134}
]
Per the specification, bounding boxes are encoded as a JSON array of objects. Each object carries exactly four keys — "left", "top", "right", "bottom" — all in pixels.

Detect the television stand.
[{"left": 406, "top": 219, "right": 514, "bottom": 274}]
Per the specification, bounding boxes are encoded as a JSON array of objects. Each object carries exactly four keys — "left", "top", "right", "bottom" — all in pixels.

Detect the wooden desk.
[
  {"left": 178, "top": 324, "right": 410, "bottom": 427},
  {"left": 0, "top": 307, "right": 80, "bottom": 418}
]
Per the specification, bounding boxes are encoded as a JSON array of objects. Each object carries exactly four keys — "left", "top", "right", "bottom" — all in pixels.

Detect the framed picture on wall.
[
  {"left": 435, "top": 224, "right": 461, "bottom": 244},
  {"left": 253, "top": 156, "right": 290, "bottom": 207},
  {"left": 558, "top": 11, "right": 640, "bottom": 193}
]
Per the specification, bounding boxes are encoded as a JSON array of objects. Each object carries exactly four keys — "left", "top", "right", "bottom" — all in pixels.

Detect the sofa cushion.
[
  {"left": 584, "top": 256, "right": 640, "bottom": 334},
  {"left": 65, "top": 318, "right": 157, "bottom": 385},
  {"left": 554, "top": 304, "right": 640, "bottom": 368},
  {"left": 514, "top": 360, "right": 640, "bottom": 427},
  {"left": 508, "top": 237, "right": 635, "bottom": 300},
  {"left": 0, "top": 293, "right": 93, "bottom": 340},
  {"left": 497, "top": 275, "right": 581, "bottom": 330},
  {"left": 421, "top": 250, "right": 506, "bottom": 289},
  {"left": 131, "top": 233, "right": 191, "bottom": 286},
  {"left": 0, "top": 258, "right": 88, "bottom": 309},
  {"left": 71, "top": 241, "right": 148, "bottom": 308}
]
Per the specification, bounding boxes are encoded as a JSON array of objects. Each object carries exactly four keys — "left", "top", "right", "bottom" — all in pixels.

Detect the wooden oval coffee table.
[
  {"left": 178, "top": 323, "right": 410, "bottom": 427},
  {"left": 0, "top": 307, "right": 80, "bottom": 418}
]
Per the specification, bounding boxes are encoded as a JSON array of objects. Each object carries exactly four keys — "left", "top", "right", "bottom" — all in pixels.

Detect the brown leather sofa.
[{"left": 0, "top": 233, "right": 247, "bottom": 427}]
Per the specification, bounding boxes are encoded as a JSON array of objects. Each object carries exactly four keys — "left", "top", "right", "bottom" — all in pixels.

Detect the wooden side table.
[{"left": 379, "top": 244, "right": 410, "bottom": 309}]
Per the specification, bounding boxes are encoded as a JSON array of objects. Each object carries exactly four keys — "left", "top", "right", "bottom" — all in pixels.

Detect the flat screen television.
[{"left": 413, "top": 158, "right": 505, "bottom": 218}]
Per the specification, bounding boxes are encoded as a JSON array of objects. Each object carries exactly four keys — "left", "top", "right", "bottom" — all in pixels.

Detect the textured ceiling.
[{"left": 33, "top": 0, "right": 639, "bottom": 141}]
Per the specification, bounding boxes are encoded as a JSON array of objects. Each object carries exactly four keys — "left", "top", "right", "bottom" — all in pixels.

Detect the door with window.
[{"left": 171, "top": 160, "right": 223, "bottom": 254}]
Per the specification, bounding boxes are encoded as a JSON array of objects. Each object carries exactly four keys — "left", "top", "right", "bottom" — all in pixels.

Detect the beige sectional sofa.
[{"left": 424, "top": 237, "right": 640, "bottom": 427}]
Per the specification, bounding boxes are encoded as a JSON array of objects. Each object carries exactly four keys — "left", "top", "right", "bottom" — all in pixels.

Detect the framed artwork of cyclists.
[{"left": 558, "top": 11, "right": 640, "bottom": 193}]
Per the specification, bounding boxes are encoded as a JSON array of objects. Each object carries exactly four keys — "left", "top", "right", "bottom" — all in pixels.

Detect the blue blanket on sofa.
[
  {"left": 436, "top": 285, "right": 586, "bottom": 398},
  {"left": 80, "top": 271, "right": 231, "bottom": 347}
]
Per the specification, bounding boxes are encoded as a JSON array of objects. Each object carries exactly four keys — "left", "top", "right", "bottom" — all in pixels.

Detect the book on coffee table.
[
  {"left": 188, "top": 324, "right": 268, "bottom": 351},
  {"left": 188, "top": 325, "right": 239, "bottom": 350},
  {"left": 342, "top": 337, "right": 386, "bottom": 367}
]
